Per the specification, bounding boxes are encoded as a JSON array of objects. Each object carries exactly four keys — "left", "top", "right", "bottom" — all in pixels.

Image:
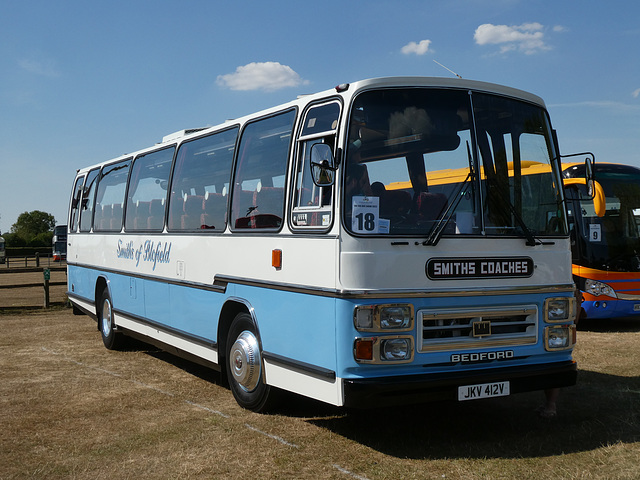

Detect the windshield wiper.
[
  {"left": 423, "top": 171, "right": 473, "bottom": 246},
  {"left": 424, "top": 141, "right": 476, "bottom": 246}
]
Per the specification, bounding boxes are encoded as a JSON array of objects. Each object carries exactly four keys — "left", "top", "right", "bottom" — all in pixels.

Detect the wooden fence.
[
  {"left": 3, "top": 253, "right": 63, "bottom": 269},
  {"left": 0, "top": 264, "right": 67, "bottom": 308}
]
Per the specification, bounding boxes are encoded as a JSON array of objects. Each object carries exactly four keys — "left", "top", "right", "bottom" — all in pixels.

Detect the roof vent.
[{"left": 161, "top": 128, "right": 207, "bottom": 143}]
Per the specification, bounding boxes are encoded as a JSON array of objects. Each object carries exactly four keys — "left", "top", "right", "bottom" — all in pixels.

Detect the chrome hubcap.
[
  {"left": 229, "top": 330, "right": 261, "bottom": 392},
  {"left": 101, "top": 298, "right": 112, "bottom": 338}
]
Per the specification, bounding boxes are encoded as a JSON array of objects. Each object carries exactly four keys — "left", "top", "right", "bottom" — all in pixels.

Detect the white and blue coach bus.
[{"left": 67, "top": 77, "right": 581, "bottom": 411}]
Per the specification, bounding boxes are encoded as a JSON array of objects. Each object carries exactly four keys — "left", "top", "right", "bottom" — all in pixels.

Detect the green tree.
[
  {"left": 3, "top": 232, "right": 25, "bottom": 247},
  {"left": 10, "top": 211, "right": 56, "bottom": 244}
]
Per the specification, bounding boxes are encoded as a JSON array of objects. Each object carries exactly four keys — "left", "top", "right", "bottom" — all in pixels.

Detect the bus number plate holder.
[{"left": 458, "top": 381, "right": 510, "bottom": 401}]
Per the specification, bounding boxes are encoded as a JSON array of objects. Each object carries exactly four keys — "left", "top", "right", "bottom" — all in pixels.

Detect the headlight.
[
  {"left": 380, "top": 306, "right": 412, "bottom": 329},
  {"left": 353, "top": 304, "right": 414, "bottom": 331},
  {"left": 544, "top": 325, "right": 576, "bottom": 351},
  {"left": 545, "top": 297, "right": 575, "bottom": 322},
  {"left": 354, "top": 336, "right": 414, "bottom": 363},
  {"left": 381, "top": 338, "right": 411, "bottom": 361},
  {"left": 585, "top": 279, "right": 617, "bottom": 298}
]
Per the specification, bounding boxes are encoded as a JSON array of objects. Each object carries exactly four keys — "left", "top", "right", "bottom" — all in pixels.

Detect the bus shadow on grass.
[
  {"left": 578, "top": 317, "right": 640, "bottom": 333},
  {"left": 133, "top": 336, "right": 639, "bottom": 460},
  {"left": 305, "top": 369, "right": 640, "bottom": 459}
]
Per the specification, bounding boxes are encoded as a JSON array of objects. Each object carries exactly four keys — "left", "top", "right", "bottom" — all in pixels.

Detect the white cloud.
[
  {"left": 19, "top": 58, "right": 60, "bottom": 77},
  {"left": 474, "top": 23, "right": 550, "bottom": 54},
  {"left": 216, "top": 62, "right": 308, "bottom": 92},
  {"left": 633, "top": 88, "right": 640, "bottom": 98},
  {"left": 401, "top": 39, "right": 432, "bottom": 56}
]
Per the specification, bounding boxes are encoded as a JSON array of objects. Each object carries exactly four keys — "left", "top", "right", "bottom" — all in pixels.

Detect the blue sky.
[{"left": 1, "top": 0, "right": 639, "bottom": 233}]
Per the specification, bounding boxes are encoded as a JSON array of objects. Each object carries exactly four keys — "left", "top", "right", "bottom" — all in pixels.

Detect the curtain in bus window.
[
  {"left": 231, "top": 110, "right": 295, "bottom": 230},
  {"left": 125, "top": 148, "right": 174, "bottom": 232},
  {"left": 168, "top": 127, "right": 238, "bottom": 231},
  {"left": 79, "top": 169, "right": 100, "bottom": 232},
  {"left": 93, "top": 160, "right": 131, "bottom": 232}
]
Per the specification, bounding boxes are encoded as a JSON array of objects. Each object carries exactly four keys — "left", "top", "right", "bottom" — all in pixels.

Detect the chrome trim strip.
[
  {"left": 262, "top": 351, "right": 336, "bottom": 381},
  {"left": 67, "top": 263, "right": 574, "bottom": 299},
  {"left": 616, "top": 292, "right": 640, "bottom": 301},
  {"left": 419, "top": 337, "right": 537, "bottom": 352},
  {"left": 113, "top": 308, "right": 218, "bottom": 350},
  {"left": 216, "top": 274, "right": 576, "bottom": 299},
  {"left": 68, "top": 262, "right": 227, "bottom": 293}
]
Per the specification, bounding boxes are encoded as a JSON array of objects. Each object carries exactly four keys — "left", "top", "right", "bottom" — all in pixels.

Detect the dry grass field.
[{"left": 1, "top": 304, "right": 639, "bottom": 479}]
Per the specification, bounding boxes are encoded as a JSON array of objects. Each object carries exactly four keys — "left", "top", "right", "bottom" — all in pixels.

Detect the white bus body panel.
[{"left": 263, "top": 360, "right": 344, "bottom": 406}]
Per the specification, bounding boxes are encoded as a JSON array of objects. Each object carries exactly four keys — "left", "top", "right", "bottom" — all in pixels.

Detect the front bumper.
[{"left": 343, "top": 360, "right": 577, "bottom": 408}]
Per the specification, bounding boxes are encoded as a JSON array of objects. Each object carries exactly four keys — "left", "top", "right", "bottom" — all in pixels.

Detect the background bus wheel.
[
  {"left": 98, "top": 287, "right": 124, "bottom": 350},
  {"left": 225, "top": 313, "right": 276, "bottom": 412}
]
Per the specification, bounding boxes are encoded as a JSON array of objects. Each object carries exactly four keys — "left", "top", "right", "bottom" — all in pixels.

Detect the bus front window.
[{"left": 343, "top": 88, "right": 566, "bottom": 240}]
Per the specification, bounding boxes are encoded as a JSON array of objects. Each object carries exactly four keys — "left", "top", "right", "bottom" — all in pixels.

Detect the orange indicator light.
[
  {"left": 354, "top": 338, "right": 374, "bottom": 361},
  {"left": 272, "top": 249, "right": 282, "bottom": 269}
]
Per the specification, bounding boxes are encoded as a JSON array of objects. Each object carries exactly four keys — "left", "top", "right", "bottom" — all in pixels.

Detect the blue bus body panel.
[
  {"left": 582, "top": 299, "right": 640, "bottom": 320},
  {"left": 69, "top": 264, "right": 575, "bottom": 393}
]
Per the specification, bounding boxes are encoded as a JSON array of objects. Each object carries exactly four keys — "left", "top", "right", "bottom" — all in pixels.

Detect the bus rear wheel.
[
  {"left": 225, "top": 313, "right": 276, "bottom": 412},
  {"left": 98, "top": 287, "right": 124, "bottom": 350}
]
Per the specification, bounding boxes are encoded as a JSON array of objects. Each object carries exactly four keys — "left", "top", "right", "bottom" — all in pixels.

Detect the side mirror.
[
  {"left": 584, "top": 156, "right": 595, "bottom": 198},
  {"left": 310, "top": 143, "right": 336, "bottom": 186},
  {"left": 561, "top": 151, "right": 605, "bottom": 217}
]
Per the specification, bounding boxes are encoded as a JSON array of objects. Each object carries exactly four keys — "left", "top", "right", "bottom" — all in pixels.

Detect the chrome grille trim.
[{"left": 418, "top": 305, "right": 538, "bottom": 352}]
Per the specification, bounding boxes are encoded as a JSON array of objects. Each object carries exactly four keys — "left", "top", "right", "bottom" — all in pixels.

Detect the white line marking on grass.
[
  {"left": 333, "top": 464, "right": 370, "bottom": 480},
  {"left": 40, "top": 347, "right": 235, "bottom": 417},
  {"left": 244, "top": 423, "right": 299, "bottom": 448},
  {"left": 185, "top": 400, "right": 230, "bottom": 418}
]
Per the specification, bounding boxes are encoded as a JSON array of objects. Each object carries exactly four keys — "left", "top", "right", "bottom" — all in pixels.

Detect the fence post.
[
  {"left": 36, "top": 252, "right": 40, "bottom": 267},
  {"left": 43, "top": 268, "right": 51, "bottom": 308}
]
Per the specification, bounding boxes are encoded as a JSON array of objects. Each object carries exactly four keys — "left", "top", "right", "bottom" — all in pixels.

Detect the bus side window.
[
  {"left": 93, "top": 160, "right": 131, "bottom": 232},
  {"left": 291, "top": 101, "right": 340, "bottom": 230},
  {"left": 69, "top": 175, "right": 86, "bottom": 232},
  {"left": 231, "top": 110, "right": 295, "bottom": 230},
  {"left": 79, "top": 169, "right": 100, "bottom": 232},
  {"left": 125, "top": 147, "right": 174, "bottom": 232},
  {"left": 168, "top": 127, "right": 237, "bottom": 232}
]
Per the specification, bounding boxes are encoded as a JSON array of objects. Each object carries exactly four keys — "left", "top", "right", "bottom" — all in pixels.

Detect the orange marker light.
[
  {"left": 272, "top": 249, "right": 282, "bottom": 269},
  {"left": 354, "top": 338, "right": 374, "bottom": 361}
]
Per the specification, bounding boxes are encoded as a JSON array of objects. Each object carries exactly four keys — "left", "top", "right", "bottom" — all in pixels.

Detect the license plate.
[{"left": 458, "top": 381, "right": 510, "bottom": 401}]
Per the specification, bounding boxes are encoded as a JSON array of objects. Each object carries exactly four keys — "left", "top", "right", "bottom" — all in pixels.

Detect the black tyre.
[
  {"left": 225, "top": 313, "right": 276, "bottom": 412},
  {"left": 98, "top": 286, "right": 124, "bottom": 350}
]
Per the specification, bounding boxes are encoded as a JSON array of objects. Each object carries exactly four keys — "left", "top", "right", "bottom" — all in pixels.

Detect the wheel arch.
[
  {"left": 217, "top": 297, "right": 259, "bottom": 362},
  {"left": 94, "top": 275, "right": 110, "bottom": 307}
]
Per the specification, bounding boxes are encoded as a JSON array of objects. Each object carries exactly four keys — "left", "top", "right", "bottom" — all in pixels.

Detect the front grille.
[{"left": 417, "top": 305, "right": 538, "bottom": 352}]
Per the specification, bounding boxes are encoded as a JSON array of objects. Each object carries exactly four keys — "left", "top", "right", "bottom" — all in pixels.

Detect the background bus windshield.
[{"left": 568, "top": 164, "right": 640, "bottom": 271}]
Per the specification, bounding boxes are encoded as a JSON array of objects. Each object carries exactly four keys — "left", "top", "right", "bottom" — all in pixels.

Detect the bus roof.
[{"left": 76, "top": 76, "right": 547, "bottom": 175}]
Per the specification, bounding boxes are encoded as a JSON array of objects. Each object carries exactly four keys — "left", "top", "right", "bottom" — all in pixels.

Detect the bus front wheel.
[
  {"left": 225, "top": 313, "right": 276, "bottom": 412},
  {"left": 98, "top": 287, "right": 124, "bottom": 350}
]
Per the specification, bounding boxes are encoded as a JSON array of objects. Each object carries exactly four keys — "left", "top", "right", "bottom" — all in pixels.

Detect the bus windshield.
[
  {"left": 344, "top": 88, "right": 566, "bottom": 240},
  {"left": 568, "top": 164, "right": 640, "bottom": 272}
]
